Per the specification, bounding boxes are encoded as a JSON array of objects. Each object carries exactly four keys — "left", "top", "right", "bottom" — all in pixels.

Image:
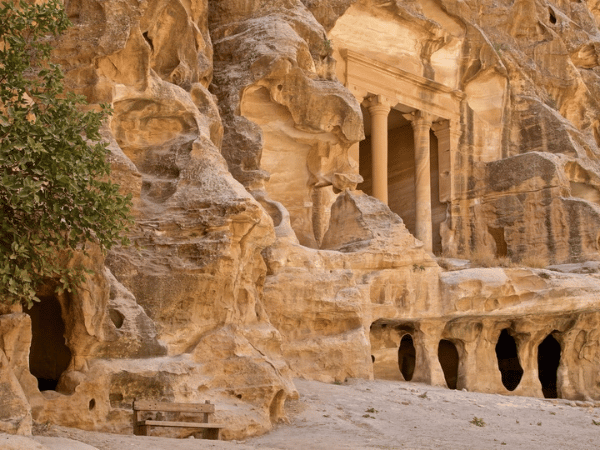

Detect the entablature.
[{"left": 341, "top": 49, "right": 464, "bottom": 124}]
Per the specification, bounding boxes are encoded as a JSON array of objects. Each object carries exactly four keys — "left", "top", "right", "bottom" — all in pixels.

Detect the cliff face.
[
  {"left": 1, "top": 0, "right": 600, "bottom": 440},
  {"left": 329, "top": 0, "right": 600, "bottom": 264}
]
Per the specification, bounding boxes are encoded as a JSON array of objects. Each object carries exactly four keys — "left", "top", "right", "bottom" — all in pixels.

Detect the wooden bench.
[{"left": 133, "top": 399, "right": 225, "bottom": 440}]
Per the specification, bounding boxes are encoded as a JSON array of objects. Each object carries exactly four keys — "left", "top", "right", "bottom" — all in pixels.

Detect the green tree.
[{"left": 0, "top": 0, "right": 132, "bottom": 307}]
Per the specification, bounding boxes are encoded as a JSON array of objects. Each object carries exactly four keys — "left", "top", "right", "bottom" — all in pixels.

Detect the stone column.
[
  {"left": 405, "top": 111, "right": 434, "bottom": 252},
  {"left": 366, "top": 95, "right": 391, "bottom": 204}
]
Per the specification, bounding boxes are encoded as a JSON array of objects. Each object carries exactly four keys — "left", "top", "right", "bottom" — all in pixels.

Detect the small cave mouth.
[
  {"left": 495, "top": 329, "right": 523, "bottom": 391},
  {"left": 398, "top": 334, "right": 416, "bottom": 381},
  {"left": 25, "top": 295, "right": 72, "bottom": 392},
  {"left": 538, "top": 334, "right": 561, "bottom": 398},
  {"left": 438, "top": 340, "right": 459, "bottom": 390},
  {"left": 109, "top": 308, "right": 125, "bottom": 329},
  {"left": 549, "top": 8, "right": 557, "bottom": 24}
]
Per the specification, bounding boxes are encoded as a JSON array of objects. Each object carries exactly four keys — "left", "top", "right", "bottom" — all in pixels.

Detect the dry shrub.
[
  {"left": 519, "top": 255, "right": 548, "bottom": 268},
  {"left": 466, "top": 249, "right": 514, "bottom": 268},
  {"left": 441, "top": 248, "right": 520, "bottom": 269}
]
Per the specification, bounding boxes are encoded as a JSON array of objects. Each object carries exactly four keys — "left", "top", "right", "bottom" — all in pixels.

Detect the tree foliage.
[{"left": 0, "top": 0, "right": 132, "bottom": 307}]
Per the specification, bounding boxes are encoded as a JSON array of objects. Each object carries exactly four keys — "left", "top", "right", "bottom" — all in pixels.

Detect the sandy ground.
[{"left": 4, "top": 378, "right": 600, "bottom": 450}]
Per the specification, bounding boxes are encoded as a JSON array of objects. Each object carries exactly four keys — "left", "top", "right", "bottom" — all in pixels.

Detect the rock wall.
[
  {"left": 1, "top": 0, "right": 600, "bottom": 440},
  {"left": 330, "top": 0, "right": 600, "bottom": 264}
]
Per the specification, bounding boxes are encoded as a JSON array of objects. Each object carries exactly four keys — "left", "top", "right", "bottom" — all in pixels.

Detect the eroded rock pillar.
[
  {"left": 348, "top": 90, "right": 367, "bottom": 167},
  {"left": 406, "top": 111, "right": 434, "bottom": 252},
  {"left": 366, "top": 95, "right": 391, "bottom": 205},
  {"left": 411, "top": 322, "right": 446, "bottom": 387}
]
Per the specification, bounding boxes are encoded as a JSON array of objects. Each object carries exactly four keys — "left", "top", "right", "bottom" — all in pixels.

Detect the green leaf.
[{"left": 0, "top": 0, "right": 132, "bottom": 306}]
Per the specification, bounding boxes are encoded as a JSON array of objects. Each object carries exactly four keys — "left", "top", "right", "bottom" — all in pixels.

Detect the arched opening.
[
  {"left": 370, "top": 320, "right": 414, "bottom": 381},
  {"left": 538, "top": 334, "right": 561, "bottom": 398},
  {"left": 25, "top": 295, "right": 72, "bottom": 391},
  {"left": 398, "top": 334, "right": 416, "bottom": 381},
  {"left": 495, "top": 329, "right": 523, "bottom": 391},
  {"left": 438, "top": 339, "right": 459, "bottom": 389}
]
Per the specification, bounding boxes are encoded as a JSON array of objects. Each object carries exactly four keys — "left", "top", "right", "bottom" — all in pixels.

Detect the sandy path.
[
  {"left": 247, "top": 379, "right": 600, "bottom": 449},
  {"left": 5, "top": 378, "right": 599, "bottom": 449}
]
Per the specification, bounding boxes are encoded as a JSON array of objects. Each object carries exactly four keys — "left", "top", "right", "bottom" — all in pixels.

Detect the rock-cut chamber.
[
  {"left": 538, "top": 334, "right": 561, "bottom": 398},
  {"left": 438, "top": 339, "right": 459, "bottom": 389},
  {"left": 495, "top": 329, "right": 523, "bottom": 391},
  {"left": 398, "top": 334, "right": 416, "bottom": 381},
  {"left": 25, "top": 295, "right": 72, "bottom": 391}
]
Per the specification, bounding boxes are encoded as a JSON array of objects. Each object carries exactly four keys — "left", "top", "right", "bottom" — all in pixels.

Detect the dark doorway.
[
  {"left": 538, "top": 334, "right": 561, "bottom": 398},
  {"left": 488, "top": 226, "right": 508, "bottom": 258},
  {"left": 398, "top": 334, "right": 416, "bottom": 381},
  {"left": 495, "top": 329, "right": 523, "bottom": 391},
  {"left": 438, "top": 339, "right": 459, "bottom": 389},
  {"left": 25, "top": 295, "right": 72, "bottom": 391}
]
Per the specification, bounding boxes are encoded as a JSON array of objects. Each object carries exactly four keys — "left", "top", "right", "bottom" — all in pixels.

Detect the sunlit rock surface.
[{"left": 1, "top": 0, "right": 600, "bottom": 439}]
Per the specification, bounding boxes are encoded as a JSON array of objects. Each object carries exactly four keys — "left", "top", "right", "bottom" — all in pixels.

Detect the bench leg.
[{"left": 203, "top": 428, "right": 220, "bottom": 440}]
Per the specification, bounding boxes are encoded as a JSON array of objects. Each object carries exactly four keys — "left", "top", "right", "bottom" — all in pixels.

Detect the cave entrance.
[
  {"left": 398, "top": 334, "right": 416, "bottom": 381},
  {"left": 25, "top": 295, "right": 72, "bottom": 391},
  {"left": 438, "top": 339, "right": 459, "bottom": 389},
  {"left": 357, "top": 108, "right": 445, "bottom": 254},
  {"left": 495, "top": 329, "right": 523, "bottom": 391},
  {"left": 538, "top": 334, "right": 561, "bottom": 398}
]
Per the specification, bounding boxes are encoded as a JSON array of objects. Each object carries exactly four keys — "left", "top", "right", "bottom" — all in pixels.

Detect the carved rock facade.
[{"left": 1, "top": 0, "right": 600, "bottom": 439}]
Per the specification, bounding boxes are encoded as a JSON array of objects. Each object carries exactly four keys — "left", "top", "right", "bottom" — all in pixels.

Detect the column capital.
[
  {"left": 432, "top": 118, "right": 461, "bottom": 138},
  {"left": 348, "top": 84, "right": 369, "bottom": 104},
  {"left": 364, "top": 94, "right": 392, "bottom": 115},
  {"left": 403, "top": 110, "right": 435, "bottom": 129},
  {"left": 431, "top": 119, "right": 450, "bottom": 134}
]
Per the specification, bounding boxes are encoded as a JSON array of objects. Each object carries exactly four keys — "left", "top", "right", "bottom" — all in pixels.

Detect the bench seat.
[
  {"left": 133, "top": 399, "right": 224, "bottom": 440},
  {"left": 139, "top": 420, "right": 225, "bottom": 429}
]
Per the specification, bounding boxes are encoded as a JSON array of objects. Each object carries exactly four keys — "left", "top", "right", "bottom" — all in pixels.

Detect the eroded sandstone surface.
[{"left": 1, "top": 0, "right": 600, "bottom": 441}]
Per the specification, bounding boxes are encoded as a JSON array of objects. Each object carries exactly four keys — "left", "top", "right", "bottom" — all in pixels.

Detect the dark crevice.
[{"left": 142, "top": 31, "right": 154, "bottom": 51}]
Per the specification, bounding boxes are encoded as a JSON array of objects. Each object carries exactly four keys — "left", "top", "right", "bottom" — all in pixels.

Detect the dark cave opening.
[
  {"left": 438, "top": 339, "right": 459, "bottom": 389},
  {"left": 538, "top": 334, "right": 561, "bottom": 398},
  {"left": 398, "top": 334, "right": 416, "bottom": 381},
  {"left": 25, "top": 295, "right": 72, "bottom": 391},
  {"left": 495, "top": 329, "right": 523, "bottom": 391}
]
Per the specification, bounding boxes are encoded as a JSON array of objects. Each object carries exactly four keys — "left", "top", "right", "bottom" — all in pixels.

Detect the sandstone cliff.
[{"left": 1, "top": 0, "right": 600, "bottom": 440}]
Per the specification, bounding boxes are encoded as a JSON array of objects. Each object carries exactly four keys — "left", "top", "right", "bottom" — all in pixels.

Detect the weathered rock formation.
[{"left": 1, "top": 0, "right": 600, "bottom": 440}]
